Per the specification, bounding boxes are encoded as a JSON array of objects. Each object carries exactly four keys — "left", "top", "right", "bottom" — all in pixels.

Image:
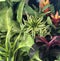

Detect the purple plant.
[
  {"left": 35, "top": 35, "right": 60, "bottom": 47},
  {"left": 34, "top": 35, "right": 60, "bottom": 61}
]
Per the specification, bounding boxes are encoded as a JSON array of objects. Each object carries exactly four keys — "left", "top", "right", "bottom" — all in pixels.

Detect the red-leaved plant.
[
  {"left": 35, "top": 35, "right": 60, "bottom": 47},
  {"left": 51, "top": 11, "right": 60, "bottom": 26},
  {"left": 34, "top": 35, "right": 60, "bottom": 61},
  {"left": 39, "top": 0, "right": 50, "bottom": 13}
]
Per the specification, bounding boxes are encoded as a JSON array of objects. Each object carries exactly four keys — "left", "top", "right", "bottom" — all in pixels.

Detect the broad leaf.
[
  {"left": 17, "top": 0, "right": 25, "bottom": 24},
  {"left": 14, "top": 34, "right": 34, "bottom": 54},
  {"left": 24, "top": 4, "right": 36, "bottom": 15}
]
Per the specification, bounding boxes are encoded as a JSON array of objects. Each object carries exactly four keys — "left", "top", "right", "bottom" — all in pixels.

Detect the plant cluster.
[{"left": 0, "top": 0, "right": 60, "bottom": 61}]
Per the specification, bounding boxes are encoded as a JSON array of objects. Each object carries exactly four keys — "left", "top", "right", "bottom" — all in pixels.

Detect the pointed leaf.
[
  {"left": 47, "top": 17, "right": 53, "bottom": 25},
  {"left": 24, "top": 4, "right": 36, "bottom": 15},
  {"left": 17, "top": 0, "right": 25, "bottom": 23}
]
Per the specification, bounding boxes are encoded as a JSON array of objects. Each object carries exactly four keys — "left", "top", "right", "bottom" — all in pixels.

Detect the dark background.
[{"left": 28, "top": 0, "right": 60, "bottom": 12}]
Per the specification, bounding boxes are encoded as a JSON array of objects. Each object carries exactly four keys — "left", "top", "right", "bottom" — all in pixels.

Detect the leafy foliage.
[{"left": 0, "top": 0, "right": 60, "bottom": 61}]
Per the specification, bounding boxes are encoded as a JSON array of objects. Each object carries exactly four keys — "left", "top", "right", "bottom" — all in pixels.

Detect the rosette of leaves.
[{"left": 24, "top": 14, "right": 50, "bottom": 38}]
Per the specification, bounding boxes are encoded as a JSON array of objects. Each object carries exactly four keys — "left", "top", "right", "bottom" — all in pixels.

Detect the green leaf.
[
  {"left": 17, "top": 0, "right": 25, "bottom": 24},
  {"left": 0, "top": 7, "right": 13, "bottom": 32},
  {"left": 57, "top": 30, "right": 60, "bottom": 33},
  {"left": 0, "top": 7, "right": 8, "bottom": 32},
  {"left": 50, "top": 5, "right": 55, "bottom": 13},
  {"left": 47, "top": 17, "right": 53, "bottom": 25},
  {"left": 30, "top": 51, "right": 42, "bottom": 61},
  {"left": 0, "top": 0, "right": 5, "bottom": 2},
  {"left": 0, "top": 56, "right": 4, "bottom": 61},
  {"left": 11, "top": 20, "right": 20, "bottom": 33},
  {"left": 14, "top": 34, "right": 34, "bottom": 54},
  {"left": 0, "top": 51, "right": 7, "bottom": 57},
  {"left": 24, "top": 4, "right": 36, "bottom": 15},
  {"left": 0, "top": 47, "right": 6, "bottom": 52},
  {"left": 4, "top": 7, "right": 13, "bottom": 51},
  {"left": 0, "top": 17, "right": 6, "bottom": 32}
]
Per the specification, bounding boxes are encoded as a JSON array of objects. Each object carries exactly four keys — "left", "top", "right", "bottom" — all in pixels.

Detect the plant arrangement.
[{"left": 0, "top": 0, "right": 60, "bottom": 61}]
